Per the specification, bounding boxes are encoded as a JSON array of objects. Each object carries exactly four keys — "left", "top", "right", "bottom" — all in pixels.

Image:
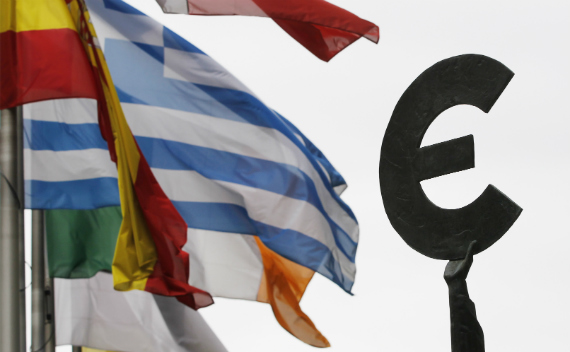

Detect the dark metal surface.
[
  {"left": 444, "top": 241, "right": 484, "bottom": 352},
  {"left": 379, "top": 54, "right": 522, "bottom": 260}
]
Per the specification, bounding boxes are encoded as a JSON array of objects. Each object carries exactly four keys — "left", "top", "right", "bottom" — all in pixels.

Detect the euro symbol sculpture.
[
  {"left": 379, "top": 54, "right": 522, "bottom": 352},
  {"left": 380, "top": 54, "right": 522, "bottom": 260}
]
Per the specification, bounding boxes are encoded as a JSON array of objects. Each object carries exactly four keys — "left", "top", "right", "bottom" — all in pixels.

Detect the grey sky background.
[{"left": 51, "top": 0, "right": 569, "bottom": 351}]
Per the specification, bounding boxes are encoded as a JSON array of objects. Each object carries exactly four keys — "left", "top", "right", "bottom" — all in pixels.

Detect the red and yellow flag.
[
  {"left": 66, "top": 0, "right": 212, "bottom": 309},
  {"left": 0, "top": 0, "right": 98, "bottom": 109}
]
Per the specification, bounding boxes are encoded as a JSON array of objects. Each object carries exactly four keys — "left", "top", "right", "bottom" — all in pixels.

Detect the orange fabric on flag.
[
  {"left": 255, "top": 237, "right": 330, "bottom": 348},
  {"left": 0, "top": 0, "right": 97, "bottom": 109},
  {"left": 66, "top": 0, "right": 212, "bottom": 309}
]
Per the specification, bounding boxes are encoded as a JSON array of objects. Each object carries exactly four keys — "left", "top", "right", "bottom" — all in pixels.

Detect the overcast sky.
[{"left": 52, "top": 0, "right": 570, "bottom": 351}]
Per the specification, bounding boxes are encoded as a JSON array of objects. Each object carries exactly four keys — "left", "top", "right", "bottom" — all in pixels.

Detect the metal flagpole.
[
  {"left": 0, "top": 107, "right": 22, "bottom": 351},
  {"left": 31, "top": 209, "right": 56, "bottom": 352},
  {"left": 42, "top": 211, "right": 56, "bottom": 352},
  {"left": 17, "top": 107, "right": 26, "bottom": 352},
  {"left": 32, "top": 209, "right": 48, "bottom": 352},
  {"left": 44, "top": 273, "right": 56, "bottom": 352}
]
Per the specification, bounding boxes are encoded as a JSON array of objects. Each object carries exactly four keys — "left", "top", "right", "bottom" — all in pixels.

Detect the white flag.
[{"left": 55, "top": 272, "right": 227, "bottom": 352}]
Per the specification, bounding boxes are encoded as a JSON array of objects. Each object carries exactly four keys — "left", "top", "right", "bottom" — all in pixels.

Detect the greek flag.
[{"left": 24, "top": 0, "right": 358, "bottom": 293}]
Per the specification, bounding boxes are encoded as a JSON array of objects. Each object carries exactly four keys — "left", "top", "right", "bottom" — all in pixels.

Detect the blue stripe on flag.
[
  {"left": 254, "top": 221, "right": 354, "bottom": 293},
  {"left": 276, "top": 112, "right": 347, "bottom": 190},
  {"left": 22, "top": 119, "right": 343, "bottom": 213},
  {"left": 137, "top": 136, "right": 357, "bottom": 260},
  {"left": 163, "top": 27, "right": 205, "bottom": 55},
  {"left": 104, "top": 39, "right": 356, "bottom": 224},
  {"left": 133, "top": 41, "right": 164, "bottom": 65},
  {"left": 30, "top": 0, "right": 360, "bottom": 293},
  {"left": 26, "top": 178, "right": 120, "bottom": 209},
  {"left": 106, "top": 39, "right": 289, "bottom": 129},
  {"left": 103, "top": 0, "right": 144, "bottom": 15},
  {"left": 172, "top": 200, "right": 354, "bottom": 291},
  {"left": 23, "top": 120, "right": 357, "bottom": 261},
  {"left": 106, "top": 40, "right": 245, "bottom": 124},
  {"left": 137, "top": 137, "right": 317, "bottom": 201},
  {"left": 24, "top": 119, "right": 107, "bottom": 151},
  {"left": 172, "top": 201, "right": 255, "bottom": 234},
  {"left": 24, "top": 120, "right": 346, "bottom": 219}
]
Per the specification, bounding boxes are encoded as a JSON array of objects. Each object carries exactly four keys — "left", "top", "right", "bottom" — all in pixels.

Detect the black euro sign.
[{"left": 379, "top": 54, "right": 522, "bottom": 260}]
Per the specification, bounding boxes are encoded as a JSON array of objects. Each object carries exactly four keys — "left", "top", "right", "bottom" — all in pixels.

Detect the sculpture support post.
[
  {"left": 444, "top": 242, "right": 484, "bottom": 352},
  {"left": 0, "top": 107, "right": 22, "bottom": 352}
]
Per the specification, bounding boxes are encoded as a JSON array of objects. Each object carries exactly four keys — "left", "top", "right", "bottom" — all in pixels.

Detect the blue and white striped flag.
[{"left": 24, "top": 0, "right": 358, "bottom": 296}]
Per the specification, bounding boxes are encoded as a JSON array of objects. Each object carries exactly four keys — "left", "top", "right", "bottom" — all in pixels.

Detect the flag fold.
[
  {"left": 0, "top": 0, "right": 98, "bottom": 108},
  {"left": 67, "top": 0, "right": 213, "bottom": 309},
  {"left": 25, "top": 0, "right": 360, "bottom": 345},
  {"left": 156, "top": 0, "right": 379, "bottom": 61},
  {"left": 55, "top": 272, "right": 227, "bottom": 352}
]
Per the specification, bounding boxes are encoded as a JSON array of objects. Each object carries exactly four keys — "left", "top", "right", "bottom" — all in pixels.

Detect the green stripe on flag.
[{"left": 46, "top": 206, "right": 121, "bottom": 278}]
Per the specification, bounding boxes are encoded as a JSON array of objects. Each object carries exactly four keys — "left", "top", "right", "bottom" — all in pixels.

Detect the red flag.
[
  {"left": 157, "top": 0, "right": 379, "bottom": 61},
  {"left": 0, "top": 0, "right": 98, "bottom": 109},
  {"left": 69, "top": 0, "right": 213, "bottom": 309}
]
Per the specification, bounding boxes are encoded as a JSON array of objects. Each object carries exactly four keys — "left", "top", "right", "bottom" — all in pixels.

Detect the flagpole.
[
  {"left": 35, "top": 210, "right": 56, "bottom": 352},
  {"left": 32, "top": 209, "right": 48, "bottom": 351},
  {"left": 39, "top": 210, "right": 56, "bottom": 352},
  {"left": 17, "top": 107, "right": 26, "bottom": 352},
  {"left": 0, "top": 107, "right": 22, "bottom": 352},
  {"left": 44, "top": 275, "right": 55, "bottom": 352}
]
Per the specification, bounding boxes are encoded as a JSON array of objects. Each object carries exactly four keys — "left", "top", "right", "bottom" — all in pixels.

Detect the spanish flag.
[
  {"left": 66, "top": 0, "right": 213, "bottom": 309},
  {"left": 0, "top": 0, "right": 98, "bottom": 108},
  {"left": 2, "top": 0, "right": 211, "bottom": 310}
]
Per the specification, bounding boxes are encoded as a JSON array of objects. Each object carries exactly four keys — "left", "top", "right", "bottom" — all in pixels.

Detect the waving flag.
[
  {"left": 0, "top": 0, "right": 97, "bottom": 108},
  {"left": 1, "top": 0, "right": 207, "bottom": 309},
  {"left": 47, "top": 206, "right": 330, "bottom": 346},
  {"left": 25, "top": 0, "right": 359, "bottom": 346},
  {"left": 66, "top": 0, "right": 213, "bottom": 309},
  {"left": 55, "top": 272, "right": 227, "bottom": 352},
  {"left": 156, "top": 0, "right": 379, "bottom": 61}
]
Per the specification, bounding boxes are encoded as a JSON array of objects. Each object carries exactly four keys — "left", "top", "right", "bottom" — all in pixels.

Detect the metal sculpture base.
[{"left": 444, "top": 241, "right": 484, "bottom": 352}]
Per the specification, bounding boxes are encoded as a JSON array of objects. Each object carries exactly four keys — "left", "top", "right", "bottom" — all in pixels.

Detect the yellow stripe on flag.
[
  {"left": 0, "top": 0, "right": 76, "bottom": 33},
  {"left": 68, "top": 0, "right": 158, "bottom": 291},
  {"left": 67, "top": 1, "right": 212, "bottom": 310}
]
